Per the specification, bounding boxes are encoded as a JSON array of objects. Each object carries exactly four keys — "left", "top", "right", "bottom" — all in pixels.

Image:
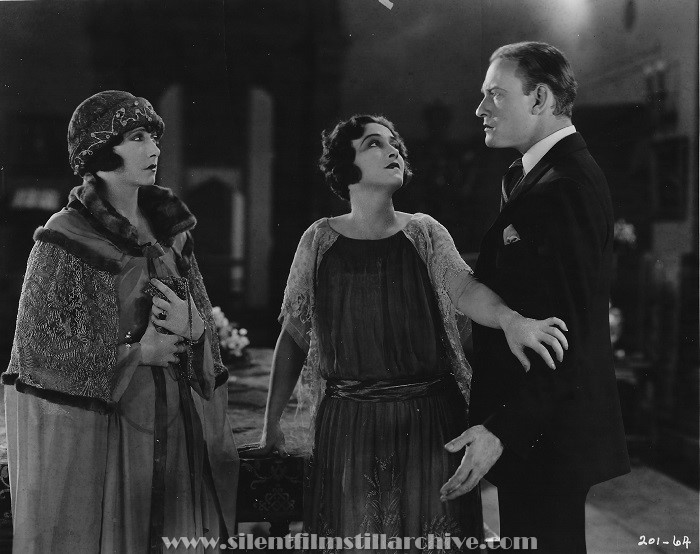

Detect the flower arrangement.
[
  {"left": 212, "top": 306, "right": 251, "bottom": 366},
  {"left": 613, "top": 218, "right": 637, "bottom": 248}
]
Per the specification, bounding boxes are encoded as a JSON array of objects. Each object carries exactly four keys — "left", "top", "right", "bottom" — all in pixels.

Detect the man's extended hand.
[{"left": 440, "top": 425, "right": 503, "bottom": 501}]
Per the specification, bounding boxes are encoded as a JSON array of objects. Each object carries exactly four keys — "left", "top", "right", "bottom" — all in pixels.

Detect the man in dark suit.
[{"left": 440, "top": 42, "right": 630, "bottom": 553}]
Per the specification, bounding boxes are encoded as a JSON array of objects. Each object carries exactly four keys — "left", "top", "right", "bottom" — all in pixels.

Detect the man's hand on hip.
[{"left": 440, "top": 425, "right": 503, "bottom": 501}]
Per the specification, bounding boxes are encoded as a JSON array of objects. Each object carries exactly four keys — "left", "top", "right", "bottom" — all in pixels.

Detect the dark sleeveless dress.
[{"left": 305, "top": 231, "right": 483, "bottom": 548}]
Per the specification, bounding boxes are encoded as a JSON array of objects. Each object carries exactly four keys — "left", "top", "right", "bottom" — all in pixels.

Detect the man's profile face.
[{"left": 476, "top": 58, "right": 538, "bottom": 154}]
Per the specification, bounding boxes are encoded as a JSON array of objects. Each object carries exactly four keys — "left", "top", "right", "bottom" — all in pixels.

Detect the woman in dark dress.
[{"left": 251, "top": 115, "right": 567, "bottom": 548}]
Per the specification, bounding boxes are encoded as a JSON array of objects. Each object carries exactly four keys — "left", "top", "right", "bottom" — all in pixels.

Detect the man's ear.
[{"left": 531, "top": 84, "right": 553, "bottom": 115}]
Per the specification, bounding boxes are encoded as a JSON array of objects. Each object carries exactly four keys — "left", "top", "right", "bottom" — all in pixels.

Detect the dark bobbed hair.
[
  {"left": 490, "top": 41, "right": 578, "bottom": 118},
  {"left": 83, "top": 135, "right": 124, "bottom": 175},
  {"left": 82, "top": 122, "right": 162, "bottom": 176},
  {"left": 319, "top": 114, "right": 413, "bottom": 201}
]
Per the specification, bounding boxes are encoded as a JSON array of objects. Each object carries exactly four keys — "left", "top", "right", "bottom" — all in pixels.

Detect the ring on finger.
[{"left": 158, "top": 309, "right": 167, "bottom": 320}]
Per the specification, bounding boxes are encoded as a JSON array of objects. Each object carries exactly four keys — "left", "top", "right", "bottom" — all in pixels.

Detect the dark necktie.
[{"left": 500, "top": 157, "right": 524, "bottom": 210}]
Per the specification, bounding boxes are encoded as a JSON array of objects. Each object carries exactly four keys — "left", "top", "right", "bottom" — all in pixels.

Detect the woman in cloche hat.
[{"left": 3, "top": 90, "right": 238, "bottom": 552}]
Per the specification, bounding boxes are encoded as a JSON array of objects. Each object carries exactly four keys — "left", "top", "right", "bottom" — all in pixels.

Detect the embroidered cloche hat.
[{"left": 67, "top": 90, "right": 164, "bottom": 176}]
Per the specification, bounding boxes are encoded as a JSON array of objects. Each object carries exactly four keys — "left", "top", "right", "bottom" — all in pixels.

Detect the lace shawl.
[
  {"left": 6, "top": 240, "right": 121, "bottom": 412},
  {"left": 279, "top": 213, "right": 474, "bottom": 430},
  {"left": 5, "top": 189, "right": 225, "bottom": 412}
]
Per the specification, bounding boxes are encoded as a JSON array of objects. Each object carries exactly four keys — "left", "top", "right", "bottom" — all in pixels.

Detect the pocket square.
[{"left": 503, "top": 224, "right": 521, "bottom": 245}]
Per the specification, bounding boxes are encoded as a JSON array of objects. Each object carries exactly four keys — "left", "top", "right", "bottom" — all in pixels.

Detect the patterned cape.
[
  {"left": 3, "top": 181, "right": 227, "bottom": 413},
  {"left": 280, "top": 213, "right": 474, "bottom": 429}
]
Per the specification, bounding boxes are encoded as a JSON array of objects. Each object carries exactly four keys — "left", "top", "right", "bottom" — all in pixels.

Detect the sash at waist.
[{"left": 325, "top": 373, "right": 453, "bottom": 402}]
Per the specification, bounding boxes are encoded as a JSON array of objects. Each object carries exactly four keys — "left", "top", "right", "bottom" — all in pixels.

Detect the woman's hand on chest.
[{"left": 149, "top": 278, "right": 205, "bottom": 341}]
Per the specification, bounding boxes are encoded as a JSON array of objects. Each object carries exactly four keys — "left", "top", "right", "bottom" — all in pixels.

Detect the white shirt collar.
[{"left": 522, "top": 125, "right": 576, "bottom": 175}]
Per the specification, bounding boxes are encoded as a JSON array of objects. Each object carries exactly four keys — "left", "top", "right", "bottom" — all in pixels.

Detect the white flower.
[
  {"left": 212, "top": 306, "right": 251, "bottom": 358},
  {"left": 614, "top": 219, "right": 637, "bottom": 247}
]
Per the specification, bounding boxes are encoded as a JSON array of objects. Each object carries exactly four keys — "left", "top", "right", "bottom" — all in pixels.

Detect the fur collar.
[
  {"left": 68, "top": 180, "right": 196, "bottom": 256},
  {"left": 34, "top": 227, "right": 123, "bottom": 274}
]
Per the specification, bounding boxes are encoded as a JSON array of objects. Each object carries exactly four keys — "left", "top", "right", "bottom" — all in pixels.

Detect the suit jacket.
[{"left": 470, "top": 133, "right": 630, "bottom": 491}]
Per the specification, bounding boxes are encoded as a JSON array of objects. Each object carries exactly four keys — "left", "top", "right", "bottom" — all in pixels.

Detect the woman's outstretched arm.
[
  {"left": 451, "top": 273, "right": 568, "bottom": 371},
  {"left": 245, "top": 327, "right": 306, "bottom": 456},
  {"left": 424, "top": 214, "right": 567, "bottom": 371}
]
